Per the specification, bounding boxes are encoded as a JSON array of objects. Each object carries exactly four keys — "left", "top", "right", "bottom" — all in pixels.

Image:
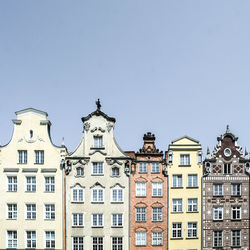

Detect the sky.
[{"left": 0, "top": 0, "right": 250, "bottom": 154}]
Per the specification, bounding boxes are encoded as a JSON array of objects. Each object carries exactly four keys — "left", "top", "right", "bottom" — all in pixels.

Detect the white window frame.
[
  {"left": 152, "top": 182, "right": 163, "bottom": 197},
  {"left": 72, "top": 213, "right": 84, "bottom": 227},
  {"left": 213, "top": 231, "right": 223, "bottom": 248},
  {"left": 7, "top": 176, "right": 17, "bottom": 192},
  {"left": 213, "top": 207, "right": 223, "bottom": 220},
  {"left": 152, "top": 207, "right": 162, "bottom": 222},
  {"left": 213, "top": 184, "right": 223, "bottom": 196},
  {"left": 232, "top": 183, "right": 241, "bottom": 196},
  {"left": 72, "top": 236, "right": 84, "bottom": 250},
  {"left": 112, "top": 237, "right": 123, "bottom": 250},
  {"left": 44, "top": 176, "right": 55, "bottom": 192},
  {"left": 94, "top": 136, "right": 103, "bottom": 148},
  {"left": 35, "top": 150, "right": 44, "bottom": 164},
  {"left": 111, "top": 187, "right": 123, "bottom": 202},
  {"left": 7, "top": 230, "right": 17, "bottom": 249},
  {"left": 26, "top": 204, "right": 36, "bottom": 220},
  {"left": 92, "top": 237, "right": 103, "bottom": 250},
  {"left": 92, "top": 188, "right": 104, "bottom": 202},
  {"left": 231, "top": 230, "right": 241, "bottom": 247},
  {"left": 172, "top": 175, "right": 182, "bottom": 188},
  {"left": 92, "top": 162, "right": 104, "bottom": 175},
  {"left": 112, "top": 213, "right": 123, "bottom": 227},
  {"left": 18, "top": 150, "right": 27, "bottom": 164},
  {"left": 172, "top": 223, "right": 182, "bottom": 238},
  {"left": 26, "top": 231, "right": 36, "bottom": 249},
  {"left": 135, "top": 232, "right": 146, "bottom": 246},
  {"left": 76, "top": 167, "right": 84, "bottom": 176},
  {"left": 71, "top": 187, "right": 84, "bottom": 202},
  {"left": 26, "top": 176, "right": 36, "bottom": 192},
  {"left": 92, "top": 214, "right": 103, "bottom": 227},
  {"left": 187, "top": 222, "right": 198, "bottom": 238},
  {"left": 7, "top": 204, "right": 17, "bottom": 220},
  {"left": 136, "top": 207, "right": 146, "bottom": 222},
  {"left": 45, "top": 231, "right": 55, "bottom": 249},
  {"left": 151, "top": 162, "right": 160, "bottom": 173},
  {"left": 44, "top": 204, "right": 55, "bottom": 220},
  {"left": 172, "top": 199, "right": 182, "bottom": 213},
  {"left": 152, "top": 231, "right": 163, "bottom": 246},
  {"left": 187, "top": 198, "right": 198, "bottom": 212},
  {"left": 139, "top": 162, "right": 147, "bottom": 173},
  {"left": 112, "top": 167, "right": 120, "bottom": 176},
  {"left": 232, "top": 206, "right": 241, "bottom": 220},
  {"left": 187, "top": 174, "right": 198, "bottom": 188},
  {"left": 180, "top": 154, "right": 190, "bottom": 165},
  {"left": 136, "top": 182, "right": 146, "bottom": 197}
]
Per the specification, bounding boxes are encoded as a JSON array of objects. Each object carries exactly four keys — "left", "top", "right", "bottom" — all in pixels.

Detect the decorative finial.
[
  {"left": 96, "top": 99, "right": 101, "bottom": 110},
  {"left": 207, "top": 146, "right": 210, "bottom": 155},
  {"left": 226, "top": 125, "right": 230, "bottom": 133},
  {"left": 62, "top": 137, "right": 65, "bottom": 146},
  {"left": 245, "top": 147, "right": 248, "bottom": 156}
]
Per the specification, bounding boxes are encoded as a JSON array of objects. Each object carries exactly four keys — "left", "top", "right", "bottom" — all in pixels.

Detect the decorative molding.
[
  {"left": 106, "top": 158, "right": 123, "bottom": 165},
  {"left": 72, "top": 159, "right": 89, "bottom": 166},
  {"left": 18, "top": 136, "right": 44, "bottom": 143},
  {"left": 70, "top": 183, "right": 85, "bottom": 189},
  {"left": 22, "top": 168, "right": 38, "bottom": 173},
  {"left": 4, "top": 168, "right": 19, "bottom": 172},
  {"left": 106, "top": 122, "right": 113, "bottom": 132},
  {"left": 12, "top": 119, "right": 22, "bottom": 125},
  {"left": 41, "top": 168, "right": 57, "bottom": 173},
  {"left": 83, "top": 122, "right": 90, "bottom": 132},
  {"left": 98, "top": 127, "right": 105, "bottom": 133},
  {"left": 90, "top": 182, "right": 105, "bottom": 189},
  {"left": 89, "top": 150, "right": 107, "bottom": 156},
  {"left": 110, "top": 183, "right": 125, "bottom": 189},
  {"left": 135, "top": 201, "right": 148, "bottom": 207},
  {"left": 90, "top": 127, "right": 97, "bottom": 133}
]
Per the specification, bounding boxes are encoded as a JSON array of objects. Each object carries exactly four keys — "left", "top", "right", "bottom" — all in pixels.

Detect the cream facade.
[
  {"left": 167, "top": 136, "right": 202, "bottom": 250},
  {"left": 64, "top": 104, "right": 131, "bottom": 250},
  {"left": 0, "top": 108, "right": 65, "bottom": 249}
]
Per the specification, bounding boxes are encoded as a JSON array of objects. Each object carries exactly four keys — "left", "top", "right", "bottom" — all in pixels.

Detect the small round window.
[{"left": 224, "top": 148, "right": 231, "bottom": 157}]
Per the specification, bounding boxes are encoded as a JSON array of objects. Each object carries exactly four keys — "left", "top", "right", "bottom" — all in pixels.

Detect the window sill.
[
  {"left": 44, "top": 219, "right": 55, "bottom": 221},
  {"left": 25, "top": 191, "right": 36, "bottom": 193},
  {"left": 91, "top": 202, "right": 104, "bottom": 204},
  {"left": 231, "top": 219, "right": 241, "bottom": 221},
  {"left": 178, "top": 165, "right": 191, "bottom": 167},
  {"left": 34, "top": 163, "right": 44, "bottom": 165},
  {"left": 111, "top": 226, "right": 123, "bottom": 228},
  {"left": 152, "top": 220, "right": 163, "bottom": 222},
  {"left": 92, "top": 226, "right": 104, "bottom": 228},
  {"left": 71, "top": 201, "right": 84, "bottom": 204},
  {"left": 72, "top": 226, "right": 84, "bottom": 228},
  {"left": 136, "top": 221, "right": 146, "bottom": 223},
  {"left": 186, "top": 237, "right": 198, "bottom": 239},
  {"left": 138, "top": 172, "right": 147, "bottom": 174},
  {"left": 231, "top": 246, "right": 241, "bottom": 248},
  {"left": 151, "top": 172, "right": 160, "bottom": 174},
  {"left": 7, "top": 191, "right": 18, "bottom": 192},
  {"left": 171, "top": 212, "right": 183, "bottom": 214},
  {"left": 186, "top": 186, "right": 198, "bottom": 189},
  {"left": 44, "top": 191, "right": 55, "bottom": 193},
  {"left": 25, "top": 219, "right": 36, "bottom": 220},
  {"left": 6, "top": 218, "right": 17, "bottom": 220},
  {"left": 152, "top": 196, "right": 163, "bottom": 198},
  {"left": 170, "top": 237, "right": 183, "bottom": 240},
  {"left": 213, "top": 219, "right": 223, "bottom": 221},
  {"left": 231, "top": 195, "right": 241, "bottom": 197},
  {"left": 111, "top": 201, "right": 124, "bottom": 204},
  {"left": 17, "top": 163, "right": 27, "bottom": 165},
  {"left": 136, "top": 196, "right": 146, "bottom": 198},
  {"left": 91, "top": 174, "right": 104, "bottom": 176},
  {"left": 90, "top": 147, "right": 105, "bottom": 150},
  {"left": 171, "top": 187, "right": 183, "bottom": 189},
  {"left": 213, "top": 195, "right": 223, "bottom": 197},
  {"left": 187, "top": 211, "right": 199, "bottom": 213}
]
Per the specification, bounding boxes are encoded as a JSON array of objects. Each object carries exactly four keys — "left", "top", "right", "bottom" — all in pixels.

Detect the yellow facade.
[{"left": 167, "top": 136, "right": 202, "bottom": 250}]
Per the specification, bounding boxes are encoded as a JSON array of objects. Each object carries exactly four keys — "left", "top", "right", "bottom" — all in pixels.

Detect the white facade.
[
  {"left": 64, "top": 107, "right": 131, "bottom": 250},
  {"left": 0, "top": 108, "right": 65, "bottom": 249}
]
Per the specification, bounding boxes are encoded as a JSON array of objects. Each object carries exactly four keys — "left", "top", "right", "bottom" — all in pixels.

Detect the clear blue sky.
[{"left": 0, "top": 0, "right": 250, "bottom": 154}]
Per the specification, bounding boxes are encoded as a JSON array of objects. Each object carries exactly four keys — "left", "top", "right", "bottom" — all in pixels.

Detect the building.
[
  {"left": 0, "top": 108, "right": 65, "bottom": 249},
  {"left": 203, "top": 126, "right": 250, "bottom": 249},
  {"left": 167, "top": 136, "right": 202, "bottom": 250},
  {"left": 64, "top": 101, "right": 131, "bottom": 250},
  {"left": 128, "top": 132, "right": 168, "bottom": 249}
]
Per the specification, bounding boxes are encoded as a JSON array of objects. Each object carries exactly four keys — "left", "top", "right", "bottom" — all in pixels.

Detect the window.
[
  {"left": 213, "top": 184, "right": 223, "bottom": 196},
  {"left": 172, "top": 199, "right": 182, "bottom": 212},
  {"left": 112, "top": 214, "right": 123, "bottom": 227},
  {"left": 112, "top": 167, "right": 119, "bottom": 176},
  {"left": 18, "top": 150, "right": 27, "bottom": 164},
  {"left": 73, "top": 237, "right": 84, "bottom": 250},
  {"left": 72, "top": 213, "right": 84, "bottom": 226},
  {"left": 198, "top": 151, "right": 202, "bottom": 164},
  {"left": 213, "top": 207, "right": 223, "bottom": 220},
  {"left": 168, "top": 151, "right": 173, "bottom": 164},
  {"left": 92, "top": 237, "right": 103, "bottom": 250},
  {"left": 92, "top": 214, "right": 103, "bottom": 227},
  {"left": 7, "top": 204, "right": 17, "bottom": 219},
  {"left": 152, "top": 182, "right": 162, "bottom": 197},
  {"left": 187, "top": 175, "right": 198, "bottom": 187},
  {"left": 94, "top": 136, "right": 103, "bottom": 148},
  {"left": 76, "top": 167, "right": 84, "bottom": 176},
  {"left": 26, "top": 231, "right": 36, "bottom": 248},
  {"left": 232, "top": 230, "right": 241, "bottom": 247},
  {"left": 26, "top": 177, "right": 36, "bottom": 192},
  {"left": 136, "top": 207, "right": 146, "bottom": 222},
  {"left": 112, "top": 237, "right": 123, "bottom": 250},
  {"left": 45, "top": 177, "right": 55, "bottom": 192},
  {"left": 92, "top": 162, "right": 103, "bottom": 175},
  {"left": 45, "top": 231, "right": 55, "bottom": 249},
  {"left": 7, "top": 231, "right": 17, "bottom": 248},
  {"left": 152, "top": 232, "right": 163, "bottom": 246},
  {"left": 180, "top": 154, "right": 190, "bottom": 165},
  {"left": 172, "top": 175, "right": 182, "bottom": 188},
  {"left": 187, "top": 199, "right": 198, "bottom": 212},
  {"left": 187, "top": 222, "right": 197, "bottom": 238},
  {"left": 35, "top": 150, "right": 44, "bottom": 164},
  {"left": 172, "top": 223, "right": 182, "bottom": 238},
  {"left": 232, "top": 206, "right": 241, "bottom": 220},
  {"left": 213, "top": 231, "right": 223, "bottom": 247},
  {"left": 45, "top": 204, "right": 55, "bottom": 220},
  {"left": 112, "top": 188, "right": 123, "bottom": 202},
  {"left": 135, "top": 232, "right": 146, "bottom": 246},
  {"left": 152, "top": 162, "right": 160, "bottom": 173},
  {"left": 152, "top": 207, "right": 162, "bottom": 222},
  {"left": 26, "top": 204, "right": 36, "bottom": 220},
  {"left": 136, "top": 182, "right": 146, "bottom": 196},
  {"left": 7, "top": 176, "right": 17, "bottom": 192},
  {"left": 92, "top": 188, "right": 104, "bottom": 202},
  {"left": 224, "top": 163, "right": 231, "bottom": 174},
  {"left": 232, "top": 184, "right": 241, "bottom": 196},
  {"left": 72, "top": 187, "right": 84, "bottom": 202},
  {"left": 139, "top": 162, "right": 147, "bottom": 173}
]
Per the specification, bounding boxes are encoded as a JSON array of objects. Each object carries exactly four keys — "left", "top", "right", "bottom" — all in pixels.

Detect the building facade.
[
  {"left": 128, "top": 132, "right": 168, "bottom": 249},
  {"left": 167, "top": 136, "right": 202, "bottom": 250},
  {"left": 0, "top": 108, "right": 65, "bottom": 249},
  {"left": 64, "top": 102, "right": 131, "bottom": 250},
  {"left": 203, "top": 126, "right": 250, "bottom": 249}
]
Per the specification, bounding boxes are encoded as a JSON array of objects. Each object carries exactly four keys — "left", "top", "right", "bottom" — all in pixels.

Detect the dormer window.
[
  {"left": 94, "top": 136, "right": 103, "bottom": 148},
  {"left": 76, "top": 167, "right": 84, "bottom": 176},
  {"left": 112, "top": 167, "right": 120, "bottom": 177}
]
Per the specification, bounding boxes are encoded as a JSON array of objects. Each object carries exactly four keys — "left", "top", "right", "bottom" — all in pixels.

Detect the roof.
[
  {"left": 15, "top": 108, "right": 48, "bottom": 117},
  {"left": 81, "top": 109, "right": 116, "bottom": 123}
]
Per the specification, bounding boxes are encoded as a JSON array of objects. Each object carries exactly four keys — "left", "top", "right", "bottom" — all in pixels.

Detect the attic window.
[
  {"left": 94, "top": 136, "right": 103, "bottom": 148},
  {"left": 30, "top": 130, "right": 33, "bottom": 138}
]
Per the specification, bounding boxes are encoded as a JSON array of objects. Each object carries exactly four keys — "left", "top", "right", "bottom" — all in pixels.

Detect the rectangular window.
[
  {"left": 35, "top": 150, "right": 44, "bottom": 164},
  {"left": 73, "top": 237, "right": 84, "bottom": 250},
  {"left": 92, "top": 237, "right": 103, "bottom": 250},
  {"left": 139, "top": 162, "right": 147, "bottom": 173},
  {"left": 7, "top": 204, "right": 17, "bottom": 219},
  {"left": 92, "top": 162, "right": 103, "bottom": 175},
  {"left": 92, "top": 214, "right": 103, "bottom": 227},
  {"left": 172, "top": 199, "right": 182, "bottom": 212},
  {"left": 172, "top": 223, "right": 182, "bottom": 238},
  {"left": 232, "top": 184, "right": 241, "bottom": 196},
  {"left": 26, "top": 231, "right": 36, "bottom": 249},
  {"left": 7, "top": 231, "right": 17, "bottom": 248},
  {"left": 136, "top": 182, "right": 146, "bottom": 196},
  {"left": 152, "top": 207, "right": 162, "bottom": 222},
  {"left": 18, "top": 150, "right": 27, "bottom": 164},
  {"left": 224, "top": 163, "right": 231, "bottom": 174},
  {"left": 172, "top": 175, "right": 182, "bottom": 188},
  {"left": 151, "top": 162, "right": 160, "bottom": 173},
  {"left": 187, "top": 174, "right": 198, "bottom": 187},
  {"left": 26, "top": 176, "right": 36, "bottom": 192},
  {"left": 112, "top": 214, "right": 123, "bottom": 227},
  {"left": 180, "top": 154, "right": 190, "bottom": 165},
  {"left": 112, "top": 167, "right": 119, "bottom": 176},
  {"left": 112, "top": 188, "right": 123, "bottom": 202},
  {"left": 45, "top": 231, "right": 55, "bottom": 249},
  {"left": 45, "top": 204, "right": 55, "bottom": 220},
  {"left": 213, "top": 184, "right": 223, "bottom": 196},
  {"left": 213, "top": 231, "right": 223, "bottom": 247},
  {"left": 112, "top": 237, "right": 123, "bottom": 250},
  {"left": 26, "top": 204, "right": 36, "bottom": 220},
  {"left": 232, "top": 206, "right": 241, "bottom": 220},
  {"left": 136, "top": 207, "right": 146, "bottom": 222},
  {"left": 213, "top": 207, "right": 223, "bottom": 220},
  {"left": 187, "top": 222, "right": 197, "bottom": 238},
  {"left": 72, "top": 188, "right": 84, "bottom": 202},
  {"left": 152, "top": 232, "right": 163, "bottom": 246},
  {"left": 45, "top": 177, "right": 55, "bottom": 192},
  {"left": 187, "top": 198, "right": 198, "bottom": 212},
  {"left": 7, "top": 176, "right": 17, "bottom": 192},
  {"left": 152, "top": 182, "right": 163, "bottom": 197},
  {"left": 94, "top": 136, "right": 103, "bottom": 148},
  {"left": 72, "top": 213, "right": 84, "bottom": 226},
  {"left": 232, "top": 230, "right": 241, "bottom": 247},
  {"left": 135, "top": 232, "right": 146, "bottom": 246},
  {"left": 92, "top": 189, "right": 104, "bottom": 202}
]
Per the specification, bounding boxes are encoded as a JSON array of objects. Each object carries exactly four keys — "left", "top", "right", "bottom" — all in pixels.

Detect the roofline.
[
  {"left": 15, "top": 108, "right": 48, "bottom": 117},
  {"left": 171, "top": 135, "right": 200, "bottom": 144}
]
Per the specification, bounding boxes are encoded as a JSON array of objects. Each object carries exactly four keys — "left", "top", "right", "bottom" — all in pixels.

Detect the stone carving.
[
  {"left": 83, "top": 122, "right": 90, "bottom": 132},
  {"left": 106, "top": 158, "right": 123, "bottom": 165},
  {"left": 18, "top": 136, "right": 44, "bottom": 143},
  {"left": 107, "top": 123, "right": 113, "bottom": 132}
]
